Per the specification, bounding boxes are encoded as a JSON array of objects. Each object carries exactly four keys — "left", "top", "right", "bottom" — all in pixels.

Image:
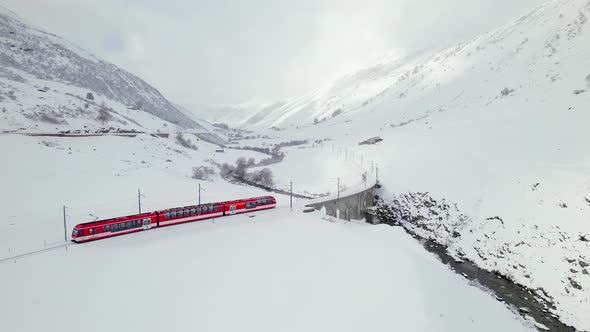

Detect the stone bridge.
[{"left": 305, "top": 183, "right": 378, "bottom": 222}]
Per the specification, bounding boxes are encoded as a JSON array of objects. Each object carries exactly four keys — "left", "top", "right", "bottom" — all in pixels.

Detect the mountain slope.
[
  {"left": 244, "top": 0, "right": 590, "bottom": 329},
  {"left": 232, "top": 0, "right": 590, "bottom": 130},
  {"left": 0, "top": 6, "right": 199, "bottom": 131}
]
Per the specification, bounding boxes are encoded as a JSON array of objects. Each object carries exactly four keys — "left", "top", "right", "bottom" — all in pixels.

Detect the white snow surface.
[
  {"left": 0, "top": 208, "right": 533, "bottom": 332},
  {"left": 218, "top": 0, "right": 590, "bottom": 329}
]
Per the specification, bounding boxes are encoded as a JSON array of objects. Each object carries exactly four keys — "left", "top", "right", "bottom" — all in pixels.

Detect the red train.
[{"left": 71, "top": 196, "right": 276, "bottom": 243}]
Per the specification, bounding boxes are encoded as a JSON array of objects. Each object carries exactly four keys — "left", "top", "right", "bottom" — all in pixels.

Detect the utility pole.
[
  {"left": 364, "top": 172, "right": 367, "bottom": 189},
  {"left": 371, "top": 160, "right": 374, "bottom": 173},
  {"left": 63, "top": 205, "right": 67, "bottom": 242},
  {"left": 337, "top": 177, "right": 340, "bottom": 201},
  {"left": 376, "top": 165, "right": 379, "bottom": 182},
  {"left": 198, "top": 183, "right": 201, "bottom": 205},
  {"left": 290, "top": 181, "right": 293, "bottom": 211},
  {"left": 138, "top": 189, "right": 142, "bottom": 214}
]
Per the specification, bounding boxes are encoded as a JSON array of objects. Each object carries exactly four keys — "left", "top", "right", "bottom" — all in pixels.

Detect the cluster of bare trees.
[
  {"left": 192, "top": 166, "right": 215, "bottom": 180},
  {"left": 220, "top": 157, "right": 274, "bottom": 186}
]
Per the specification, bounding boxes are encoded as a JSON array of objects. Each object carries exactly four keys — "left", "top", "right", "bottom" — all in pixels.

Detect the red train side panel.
[
  {"left": 71, "top": 196, "right": 276, "bottom": 243},
  {"left": 71, "top": 212, "right": 157, "bottom": 243}
]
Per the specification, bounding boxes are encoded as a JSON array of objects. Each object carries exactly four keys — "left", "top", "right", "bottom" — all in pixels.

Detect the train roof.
[
  {"left": 74, "top": 195, "right": 275, "bottom": 227},
  {"left": 76, "top": 211, "right": 155, "bottom": 227}
]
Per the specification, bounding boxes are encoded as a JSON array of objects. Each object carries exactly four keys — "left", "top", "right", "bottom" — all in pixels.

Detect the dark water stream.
[{"left": 369, "top": 215, "right": 578, "bottom": 332}]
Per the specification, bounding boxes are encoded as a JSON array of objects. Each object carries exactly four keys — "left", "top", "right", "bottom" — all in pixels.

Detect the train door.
[
  {"left": 229, "top": 205, "right": 237, "bottom": 215},
  {"left": 143, "top": 218, "right": 152, "bottom": 230}
]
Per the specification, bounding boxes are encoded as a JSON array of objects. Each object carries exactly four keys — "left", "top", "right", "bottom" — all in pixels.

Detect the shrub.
[
  {"left": 192, "top": 166, "right": 215, "bottom": 180},
  {"left": 248, "top": 168, "right": 274, "bottom": 186},
  {"left": 220, "top": 163, "right": 236, "bottom": 178},
  {"left": 39, "top": 112, "right": 67, "bottom": 124},
  {"left": 176, "top": 133, "right": 198, "bottom": 150},
  {"left": 86, "top": 92, "right": 94, "bottom": 100},
  {"left": 500, "top": 88, "right": 515, "bottom": 96},
  {"left": 96, "top": 102, "right": 113, "bottom": 123},
  {"left": 234, "top": 157, "right": 248, "bottom": 179},
  {"left": 247, "top": 157, "right": 256, "bottom": 167}
]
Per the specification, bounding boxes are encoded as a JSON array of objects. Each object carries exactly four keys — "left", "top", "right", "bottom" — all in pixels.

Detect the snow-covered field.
[
  {"left": 208, "top": 0, "right": 590, "bottom": 329},
  {"left": 0, "top": 206, "right": 535, "bottom": 332},
  {"left": 1, "top": 0, "right": 589, "bottom": 330},
  {"left": 0, "top": 134, "right": 270, "bottom": 257}
]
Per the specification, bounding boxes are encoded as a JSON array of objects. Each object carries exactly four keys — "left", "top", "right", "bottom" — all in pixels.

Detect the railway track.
[{"left": 0, "top": 242, "right": 73, "bottom": 264}]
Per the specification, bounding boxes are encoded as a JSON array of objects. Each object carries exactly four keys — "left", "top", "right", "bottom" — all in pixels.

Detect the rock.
[
  {"left": 534, "top": 322, "right": 550, "bottom": 331},
  {"left": 569, "top": 278, "right": 583, "bottom": 290}
]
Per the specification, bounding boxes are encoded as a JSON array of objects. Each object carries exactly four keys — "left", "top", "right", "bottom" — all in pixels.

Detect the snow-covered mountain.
[
  {"left": 192, "top": 98, "right": 288, "bottom": 128},
  {"left": 0, "top": 6, "right": 200, "bottom": 132},
  {"left": 229, "top": 0, "right": 590, "bottom": 130},
  {"left": 239, "top": 0, "right": 590, "bottom": 329}
]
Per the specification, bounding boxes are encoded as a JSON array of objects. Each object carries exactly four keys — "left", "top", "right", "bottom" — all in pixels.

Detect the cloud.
[{"left": 1, "top": 0, "right": 545, "bottom": 107}]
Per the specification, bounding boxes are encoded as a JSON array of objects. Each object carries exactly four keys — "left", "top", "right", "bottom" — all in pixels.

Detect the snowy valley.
[{"left": 1, "top": 0, "right": 589, "bottom": 331}]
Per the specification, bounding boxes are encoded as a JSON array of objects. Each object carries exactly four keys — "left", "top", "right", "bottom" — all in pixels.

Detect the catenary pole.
[{"left": 63, "top": 205, "right": 67, "bottom": 242}]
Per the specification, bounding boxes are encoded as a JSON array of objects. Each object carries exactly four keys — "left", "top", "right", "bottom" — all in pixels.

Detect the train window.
[
  {"left": 126, "top": 221, "right": 132, "bottom": 229},
  {"left": 189, "top": 208, "right": 195, "bottom": 216},
  {"left": 164, "top": 212, "right": 170, "bottom": 220},
  {"left": 209, "top": 205, "right": 214, "bottom": 213},
  {"left": 120, "top": 222, "right": 126, "bottom": 230},
  {"left": 196, "top": 207, "right": 201, "bottom": 214},
  {"left": 213, "top": 206, "right": 219, "bottom": 212},
  {"left": 170, "top": 211, "right": 177, "bottom": 218},
  {"left": 89, "top": 228, "right": 94, "bottom": 234},
  {"left": 103, "top": 225, "right": 111, "bottom": 232},
  {"left": 183, "top": 210, "right": 189, "bottom": 217}
]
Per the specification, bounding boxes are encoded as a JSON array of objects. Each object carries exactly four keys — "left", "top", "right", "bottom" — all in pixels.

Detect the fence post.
[{"left": 290, "top": 181, "right": 293, "bottom": 211}]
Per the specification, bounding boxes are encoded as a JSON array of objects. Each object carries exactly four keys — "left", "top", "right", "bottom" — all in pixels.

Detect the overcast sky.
[{"left": 1, "top": 0, "right": 545, "bottom": 108}]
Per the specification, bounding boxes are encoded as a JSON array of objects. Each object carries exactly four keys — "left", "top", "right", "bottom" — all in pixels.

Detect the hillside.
[
  {"left": 0, "top": 6, "right": 199, "bottom": 132},
  {"left": 235, "top": 0, "right": 590, "bottom": 329},
  {"left": 226, "top": 0, "right": 590, "bottom": 130}
]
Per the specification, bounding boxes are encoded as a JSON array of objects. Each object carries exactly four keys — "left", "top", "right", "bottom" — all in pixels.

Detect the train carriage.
[
  {"left": 71, "top": 195, "right": 276, "bottom": 243},
  {"left": 71, "top": 212, "right": 157, "bottom": 243}
]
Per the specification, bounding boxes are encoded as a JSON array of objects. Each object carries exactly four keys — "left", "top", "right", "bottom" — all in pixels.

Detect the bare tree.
[
  {"left": 249, "top": 168, "right": 274, "bottom": 186},
  {"left": 96, "top": 102, "right": 113, "bottom": 123},
  {"left": 192, "top": 166, "right": 215, "bottom": 180},
  {"left": 176, "top": 133, "right": 198, "bottom": 150},
  {"left": 220, "top": 163, "right": 236, "bottom": 178},
  {"left": 234, "top": 157, "right": 248, "bottom": 179}
]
